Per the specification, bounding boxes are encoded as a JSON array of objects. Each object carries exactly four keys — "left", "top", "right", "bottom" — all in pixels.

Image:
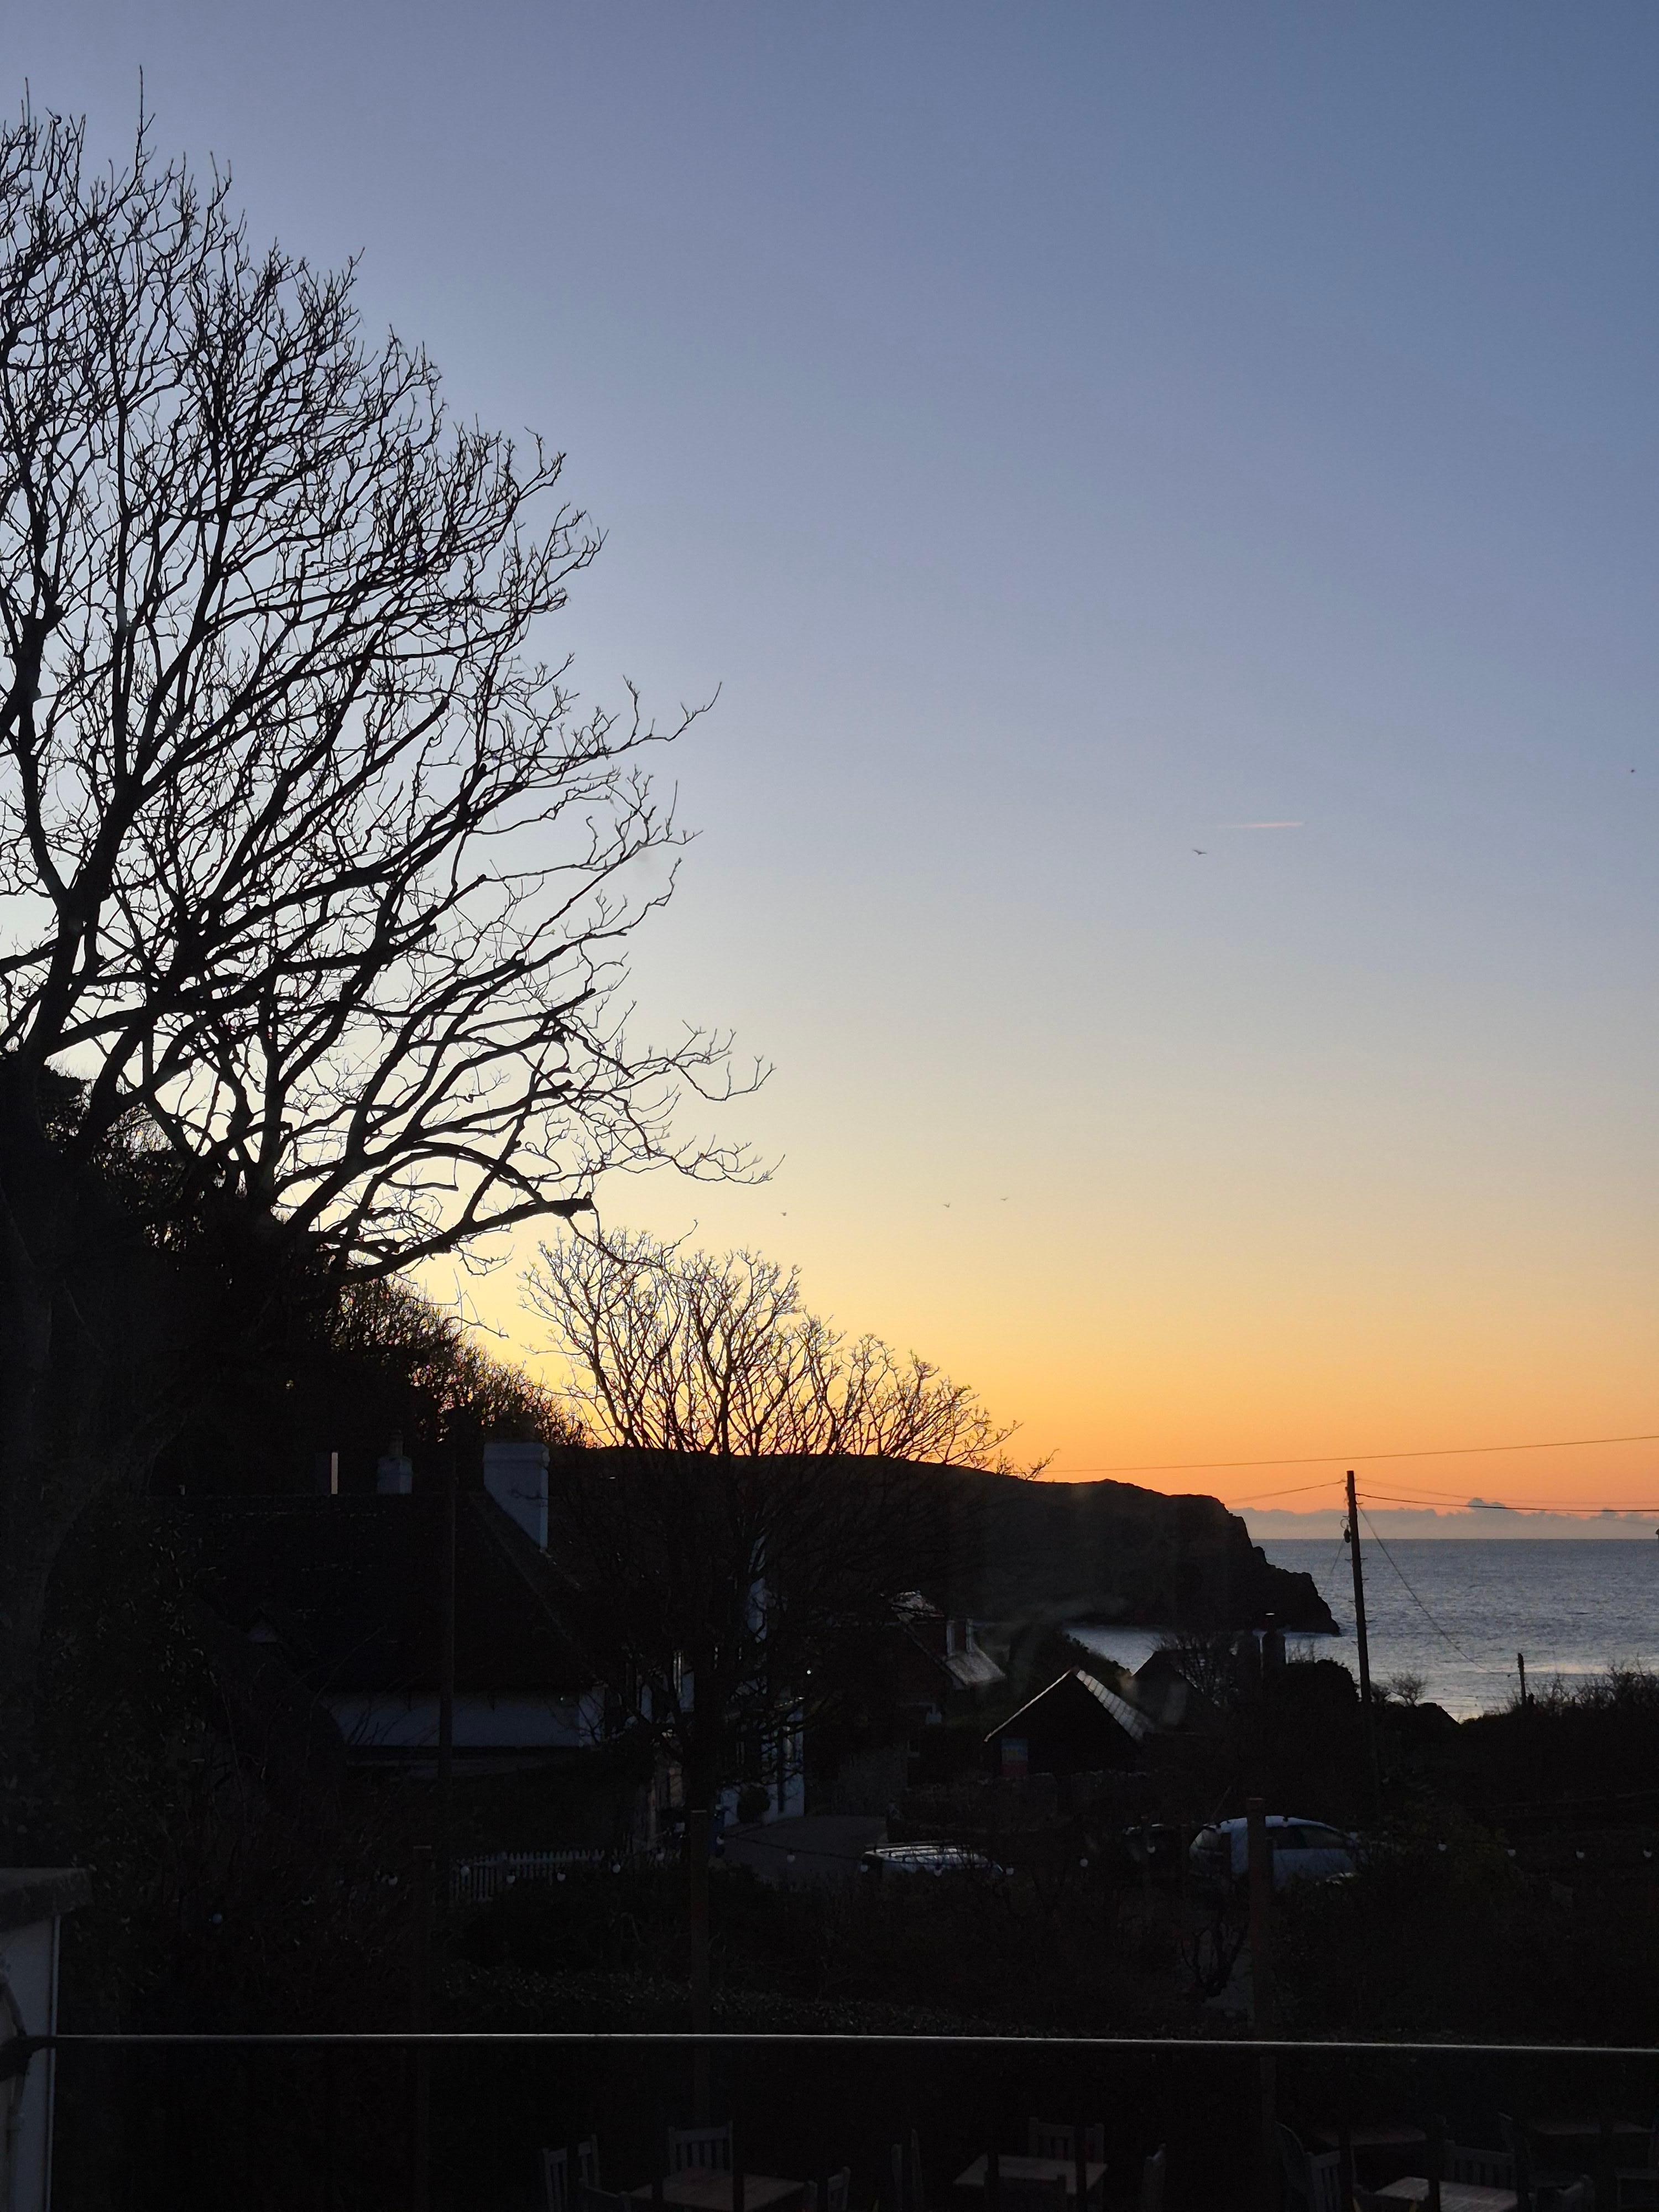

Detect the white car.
[{"left": 1188, "top": 1816, "right": 1358, "bottom": 1892}]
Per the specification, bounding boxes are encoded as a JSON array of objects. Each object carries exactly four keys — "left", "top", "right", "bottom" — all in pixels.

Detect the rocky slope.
[{"left": 919, "top": 1465, "right": 1337, "bottom": 1633}]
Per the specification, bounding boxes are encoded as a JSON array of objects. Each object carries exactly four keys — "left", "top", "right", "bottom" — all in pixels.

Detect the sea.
[{"left": 1071, "top": 1538, "right": 1659, "bottom": 1720}]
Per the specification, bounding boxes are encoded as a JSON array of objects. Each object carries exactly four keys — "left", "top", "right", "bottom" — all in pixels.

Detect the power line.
[
  {"left": 1236, "top": 1478, "right": 1659, "bottom": 1512},
  {"left": 1363, "top": 1496, "right": 1659, "bottom": 1516},
  {"left": 1230, "top": 1477, "right": 1352, "bottom": 1505},
  {"left": 1316, "top": 1530, "right": 1350, "bottom": 1610},
  {"left": 1355, "top": 1501, "right": 1485, "bottom": 1668},
  {"left": 1234, "top": 1473, "right": 1659, "bottom": 1517},
  {"left": 1054, "top": 1429, "right": 1659, "bottom": 1479}
]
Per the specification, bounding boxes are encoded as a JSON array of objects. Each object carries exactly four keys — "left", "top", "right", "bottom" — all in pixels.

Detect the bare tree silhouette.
[
  {"left": 526, "top": 1230, "right": 1022, "bottom": 1464},
  {"left": 0, "top": 111, "right": 742, "bottom": 1776}
]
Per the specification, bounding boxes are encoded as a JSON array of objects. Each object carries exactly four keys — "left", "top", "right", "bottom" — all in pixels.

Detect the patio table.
[
  {"left": 1312, "top": 2126, "right": 1430, "bottom": 2189},
  {"left": 953, "top": 2156, "right": 1107, "bottom": 2206},
  {"left": 1371, "top": 2182, "right": 1517, "bottom": 2212},
  {"left": 628, "top": 2177, "right": 805, "bottom": 2212},
  {"left": 1530, "top": 2119, "right": 1649, "bottom": 2150}
]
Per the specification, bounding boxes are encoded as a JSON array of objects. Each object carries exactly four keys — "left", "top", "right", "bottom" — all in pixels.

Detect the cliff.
[
  {"left": 546, "top": 1447, "right": 1337, "bottom": 1637},
  {"left": 917, "top": 1465, "right": 1337, "bottom": 1634}
]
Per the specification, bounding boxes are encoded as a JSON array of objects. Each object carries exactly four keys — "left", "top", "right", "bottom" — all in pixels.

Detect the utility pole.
[
  {"left": 437, "top": 1446, "right": 457, "bottom": 1906},
  {"left": 410, "top": 1843, "right": 433, "bottom": 2212},
  {"left": 1246, "top": 1797, "right": 1275, "bottom": 2032},
  {"left": 1346, "top": 1471, "right": 1380, "bottom": 1813},
  {"left": 1246, "top": 1798, "right": 1276, "bottom": 2212},
  {"left": 688, "top": 1807, "right": 712, "bottom": 2122}
]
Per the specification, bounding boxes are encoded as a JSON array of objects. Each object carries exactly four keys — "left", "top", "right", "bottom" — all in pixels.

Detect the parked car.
[
  {"left": 1188, "top": 1815, "right": 1359, "bottom": 1892},
  {"left": 859, "top": 1842, "right": 1003, "bottom": 1878}
]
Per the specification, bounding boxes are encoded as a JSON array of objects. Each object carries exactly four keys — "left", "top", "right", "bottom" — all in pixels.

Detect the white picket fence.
[{"left": 450, "top": 1843, "right": 673, "bottom": 1905}]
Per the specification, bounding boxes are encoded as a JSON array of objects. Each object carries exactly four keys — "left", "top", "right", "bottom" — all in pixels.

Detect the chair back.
[
  {"left": 578, "top": 2138, "right": 602, "bottom": 2191},
  {"left": 1138, "top": 2146, "right": 1167, "bottom": 2212},
  {"left": 1277, "top": 2124, "right": 1312, "bottom": 2202},
  {"left": 1445, "top": 2143, "right": 1516, "bottom": 2190},
  {"left": 805, "top": 2168, "right": 852, "bottom": 2212},
  {"left": 909, "top": 2127, "right": 928, "bottom": 2212},
  {"left": 1306, "top": 2151, "right": 1343, "bottom": 2212},
  {"left": 1028, "top": 2124, "right": 1105, "bottom": 2163},
  {"left": 1276, "top": 2128, "right": 1342, "bottom": 2212},
  {"left": 1001, "top": 2178, "right": 1069, "bottom": 2212},
  {"left": 670, "top": 2124, "right": 734, "bottom": 2175},
  {"left": 1498, "top": 2115, "right": 1537, "bottom": 2198},
  {"left": 542, "top": 2149, "right": 571, "bottom": 2212}
]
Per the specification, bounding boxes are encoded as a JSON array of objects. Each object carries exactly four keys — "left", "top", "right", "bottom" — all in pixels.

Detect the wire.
[
  {"left": 1361, "top": 1486, "right": 1659, "bottom": 1514},
  {"left": 1053, "top": 1430, "right": 1659, "bottom": 1479},
  {"left": 1355, "top": 1502, "right": 1484, "bottom": 1666},
  {"left": 1316, "top": 1533, "right": 1350, "bottom": 1610},
  {"left": 1228, "top": 1477, "right": 1351, "bottom": 1505}
]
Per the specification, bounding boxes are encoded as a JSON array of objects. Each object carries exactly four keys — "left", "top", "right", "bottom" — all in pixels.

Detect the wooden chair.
[
  {"left": 1027, "top": 2124, "right": 1105, "bottom": 2163},
  {"left": 542, "top": 2148, "right": 571, "bottom": 2212},
  {"left": 1276, "top": 2124, "right": 1343, "bottom": 2212},
  {"left": 578, "top": 2139, "right": 603, "bottom": 2191},
  {"left": 670, "top": 2124, "right": 734, "bottom": 2174},
  {"left": 805, "top": 2168, "right": 852, "bottom": 2212},
  {"left": 1616, "top": 2122, "right": 1659, "bottom": 2210},
  {"left": 1499, "top": 2117, "right": 1593, "bottom": 2212},
  {"left": 909, "top": 2128, "right": 927, "bottom": 2212},
  {"left": 578, "top": 2190, "right": 632, "bottom": 2212},
  {"left": 1138, "top": 2147, "right": 1166, "bottom": 2212},
  {"left": 1445, "top": 2142, "right": 1517, "bottom": 2203}
]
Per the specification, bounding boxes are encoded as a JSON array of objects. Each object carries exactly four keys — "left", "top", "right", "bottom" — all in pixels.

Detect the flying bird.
[{"left": 1193, "top": 848, "right": 1208, "bottom": 855}]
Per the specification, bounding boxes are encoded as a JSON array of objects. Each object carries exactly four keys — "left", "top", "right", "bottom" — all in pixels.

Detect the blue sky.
[{"left": 9, "top": 4, "right": 1657, "bottom": 1507}]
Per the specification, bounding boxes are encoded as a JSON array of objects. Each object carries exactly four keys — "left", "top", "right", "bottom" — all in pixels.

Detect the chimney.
[{"left": 483, "top": 1440, "right": 550, "bottom": 1549}]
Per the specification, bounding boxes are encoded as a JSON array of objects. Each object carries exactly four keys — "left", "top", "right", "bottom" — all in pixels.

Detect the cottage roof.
[
  {"left": 1073, "top": 1667, "right": 1155, "bottom": 1741},
  {"left": 988, "top": 1666, "right": 1155, "bottom": 1746},
  {"left": 0, "top": 1869, "right": 90, "bottom": 1936},
  {"left": 943, "top": 1647, "right": 1005, "bottom": 1689},
  {"left": 176, "top": 1493, "right": 591, "bottom": 1697}
]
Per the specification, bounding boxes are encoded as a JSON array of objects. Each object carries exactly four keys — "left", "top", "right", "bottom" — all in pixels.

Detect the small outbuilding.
[{"left": 989, "top": 1667, "right": 1153, "bottom": 1780}]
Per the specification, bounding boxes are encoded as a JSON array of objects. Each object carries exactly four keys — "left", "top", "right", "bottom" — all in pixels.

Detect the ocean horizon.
[
  {"left": 1240, "top": 1506, "right": 1659, "bottom": 1542},
  {"left": 1074, "top": 1538, "right": 1659, "bottom": 1720}
]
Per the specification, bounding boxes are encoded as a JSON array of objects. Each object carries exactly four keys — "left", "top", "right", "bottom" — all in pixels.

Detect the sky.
[{"left": 8, "top": 3, "right": 1657, "bottom": 1521}]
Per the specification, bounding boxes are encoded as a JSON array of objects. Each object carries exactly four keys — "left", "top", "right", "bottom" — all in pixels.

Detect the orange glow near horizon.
[{"left": 445, "top": 1117, "right": 1659, "bottom": 1521}]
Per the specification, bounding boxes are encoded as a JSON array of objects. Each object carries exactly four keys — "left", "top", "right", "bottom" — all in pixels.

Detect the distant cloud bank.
[{"left": 1244, "top": 1504, "right": 1658, "bottom": 1541}]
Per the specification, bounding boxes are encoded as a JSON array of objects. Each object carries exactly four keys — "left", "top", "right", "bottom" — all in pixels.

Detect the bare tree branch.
[
  {"left": 0, "top": 112, "right": 748, "bottom": 1266},
  {"left": 0, "top": 108, "right": 754, "bottom": 1773}
]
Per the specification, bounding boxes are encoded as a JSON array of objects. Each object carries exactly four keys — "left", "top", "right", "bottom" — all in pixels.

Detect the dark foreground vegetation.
[{"left": 45, "top": 1498, "right": 1659, "bottom": 2208}]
